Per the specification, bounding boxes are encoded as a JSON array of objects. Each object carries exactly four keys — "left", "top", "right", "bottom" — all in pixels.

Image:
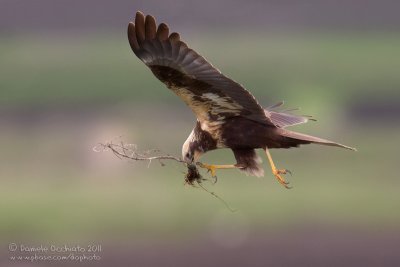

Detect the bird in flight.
[{"left": 127, "top": 11, "right": 355, "bottom": 188}]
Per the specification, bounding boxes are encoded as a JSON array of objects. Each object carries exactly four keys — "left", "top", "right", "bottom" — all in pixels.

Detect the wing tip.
[
  {"left": 127, "top": 22, "right": 140, "bottom": 50},
  {"left": 127, "top": 22, "right": 135, "bottom": 32},
  {"left": 169, "top": 32, "right": 181, "bottom": 43},
  {"left": 157, "top": 23, "right": 170, "bottom": 41},
  {"left": 145, "top": 14, "right": 157, "bottom": 39},
  {"left": 130, "top": 11, "right": 176, "bottom": 45},
  {"left": 136, "top": 11, "right": 144, "bottom": 17}
]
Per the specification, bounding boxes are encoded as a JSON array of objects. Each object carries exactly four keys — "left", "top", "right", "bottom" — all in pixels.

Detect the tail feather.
[{"left": 278, "top": 129, "right": 357, "bottom": 151}]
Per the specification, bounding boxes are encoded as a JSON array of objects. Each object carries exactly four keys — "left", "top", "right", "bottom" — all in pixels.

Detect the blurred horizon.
[
  {"left": 1, "top": 1, "right": 400, "bottom": 266},
  {"left": 2, "top": 0, "right": 400, "bottom": 34}
]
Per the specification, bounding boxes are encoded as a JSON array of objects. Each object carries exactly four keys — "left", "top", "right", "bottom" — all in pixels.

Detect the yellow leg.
[
  {"left": 265, "top": 148, "right": 292, "bottom": 189},
  {"left": 196, "top": 162, "right": 241, "bottom": 178}
]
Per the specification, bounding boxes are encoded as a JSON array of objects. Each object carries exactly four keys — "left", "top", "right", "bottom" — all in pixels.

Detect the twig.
[
  {"left": 93, "top": 140, "right": 236, "bottom": 212},
  {"left": 196, "top": 182, "right": 237, "bottom": 212},
  {"left": 93, "top": 141, "right": 185, "bottom": 164}
]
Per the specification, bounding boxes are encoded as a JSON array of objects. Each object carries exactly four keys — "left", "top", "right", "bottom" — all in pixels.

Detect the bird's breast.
[{"left": 199, "top": 120, "right": 226, "bottom": 148}]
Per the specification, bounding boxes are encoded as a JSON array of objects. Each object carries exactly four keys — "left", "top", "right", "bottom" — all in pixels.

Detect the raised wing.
[{"left": 128, "top": 11, "right": 274, "bottom": 126}]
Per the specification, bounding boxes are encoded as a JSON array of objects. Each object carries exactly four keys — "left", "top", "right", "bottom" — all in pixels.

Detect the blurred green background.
[{"left": 1, "top": 1, "right": 400, "bottom": 266}]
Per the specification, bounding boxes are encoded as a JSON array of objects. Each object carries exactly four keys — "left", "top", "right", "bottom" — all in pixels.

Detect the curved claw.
[
  {"left": 273, "top": 168, "right": 292, "bottom": 189},
  {"left": 277, "top": 169, "right": 292, "bottom": 176},
  {"left": 197, "top": 162, "right": 217, "bottom": 178},
  {"left": 209, "top": 169, "right": 217, "bottom": 178}
]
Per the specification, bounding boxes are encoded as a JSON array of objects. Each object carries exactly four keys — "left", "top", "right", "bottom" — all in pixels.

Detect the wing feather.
[
  {"left": 128, "top": 12, "right": 274, "bottom": 126},
  {"left": 264, "top": 101, "right": 316, "bottom": 128},
  {"left": 157, "top": 23, "right": 169, "bottom": 41},
  {"left": 169, "top": 32, "right": 180, "bottom": 42},
  {"left": 135, "top": 11, "right": 145, "bottom": 44},
  {"left": 127, "top": 23, "right": 139, "bottom": 50},
  {"left": 145, "top": 15, "right": 156, "bottom": 40},
  {"left": 269, "top": 111, "right": 310, "bottom": 128}
]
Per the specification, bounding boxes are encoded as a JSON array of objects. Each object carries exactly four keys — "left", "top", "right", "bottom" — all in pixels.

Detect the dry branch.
[
  {"left": 93, "top": 140, "right": 202, "bottom": 184},
  {"left": 93, "top": 140, "right": 236, "bottom": 212}
]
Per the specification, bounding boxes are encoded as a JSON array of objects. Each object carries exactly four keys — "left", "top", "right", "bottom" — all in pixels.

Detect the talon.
[
  {"left": 280, "top": 169, "right": 292, "bottom": 176},
  {"left": 265, "top": 148, "right": 293, "bottom": 189},
  {"left": 210, "top": 169, "right": 217, "bottom": 178},
  {"left": 272, "top": 168, "right": 292, "bottom": 189},
  {"left": 207, "top": 166, "right": 217, "bottom": 177},
  {"left": 197, "top": 163, "right": 217, "bottom": 178}
]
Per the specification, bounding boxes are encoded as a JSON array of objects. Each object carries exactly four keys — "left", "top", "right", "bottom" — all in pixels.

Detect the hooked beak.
[{"left": 193, "top": 150, "right": 203, "bottom": 162}]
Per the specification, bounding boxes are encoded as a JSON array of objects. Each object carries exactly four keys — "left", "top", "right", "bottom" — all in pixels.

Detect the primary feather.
[{"left": 128, "top": 11, "right": 276, "bottom": 127}]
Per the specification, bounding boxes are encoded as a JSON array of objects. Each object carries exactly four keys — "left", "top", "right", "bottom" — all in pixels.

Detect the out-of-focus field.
[
  {"left": 1, "top": 33, "right": 400, "bottom": 266},
  {"left": 2, "top": 33, "right": 400, "bottom": 106}
]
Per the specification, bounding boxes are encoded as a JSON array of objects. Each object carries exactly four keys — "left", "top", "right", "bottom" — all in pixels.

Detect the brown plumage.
[{"left": 128, "top": 11, "right": 355, "bottom": 187}]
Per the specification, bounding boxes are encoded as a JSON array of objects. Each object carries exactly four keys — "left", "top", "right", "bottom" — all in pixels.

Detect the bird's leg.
[
  {"left": 196, "top": 162, "right": 242, "bottom": 178},
  {"left": 264, "top": 148, "right": 292, "bottom": 189}
]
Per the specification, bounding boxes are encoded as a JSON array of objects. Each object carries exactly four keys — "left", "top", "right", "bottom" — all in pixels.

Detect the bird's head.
[{"left": 182, "top": 134, "right": 203, "bottom": 164}]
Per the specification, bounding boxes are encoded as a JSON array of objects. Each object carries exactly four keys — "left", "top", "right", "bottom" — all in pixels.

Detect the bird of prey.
[{"left": 128, "top": 11, "right": 355, "bottom": 188}]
